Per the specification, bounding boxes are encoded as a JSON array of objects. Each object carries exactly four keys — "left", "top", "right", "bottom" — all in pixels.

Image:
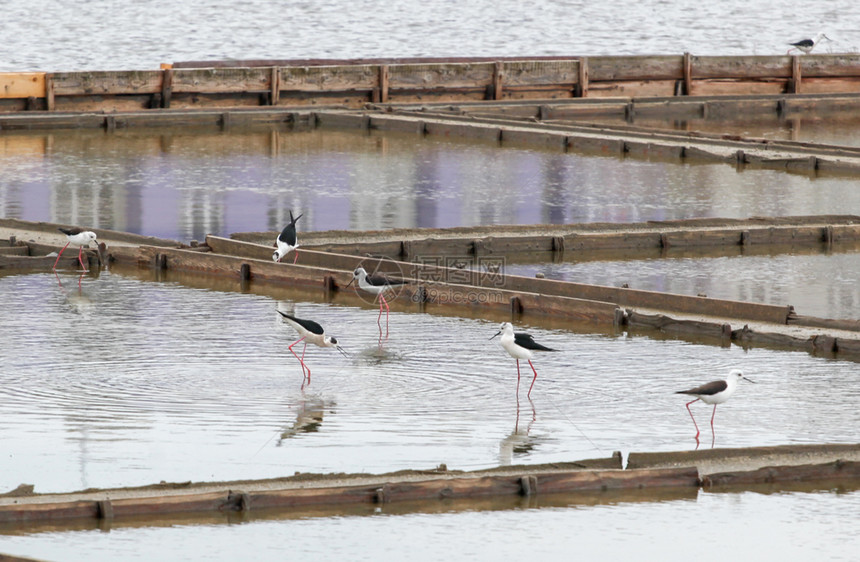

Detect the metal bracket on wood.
[
  {"left": 374, "top": 484, "right": 391, "bottom": 504},
  {"left": 683, "top": 52, "right": 693, "bottom": 95},
  {"left": 824, "top": 225, "right": 834, "bottom": 248},
  {"left": 551, "top": 236, "right": 565, "bottom": 254},
  {"left": 96, "top": 499, "right": 114, "bottom": 520},
  {"left": 155, "top": 253, "right": 167, "bottom": 270},
  {"left": 519, "top": 475, "right": 538, "bottom": 496},
  {"left": 510, "top": 296, "right": 524, "bottom": 316},
  {"left": 240, "top": 263, "right": 251, "bottom": 281}
]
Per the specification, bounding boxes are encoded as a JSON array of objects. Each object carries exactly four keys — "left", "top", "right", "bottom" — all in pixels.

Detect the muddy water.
[
  {"left": 3, "top": 127, "right": 860, "bottom": 242},
  {"left": 502, "top": 244, "right": 860, "bottom": 320},
  {"left": 1, "top": 267, "right": 858, "bottom": 498}
]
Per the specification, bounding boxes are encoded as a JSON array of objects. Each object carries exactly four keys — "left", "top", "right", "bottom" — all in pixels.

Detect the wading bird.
[
  {"left": 490, "top": 322, "right": 557, "bottom": 398},
  {"left": 277, "top": 310, "right": 347, "bottom": 388},
  {"left": 53, "top": 227, "right": 99, "bottom": 272},
  {"left": 676, "top": 369, "right": 755, "bottom": 442},
  {"left": 273, "top": 211, "right": 303, "bottom": 264},
  {"left": 345, "top": 267, "right": 408, "bottom": 340},
  {"left": 787, "top": 32, "right": 831, "bottom": 54}
]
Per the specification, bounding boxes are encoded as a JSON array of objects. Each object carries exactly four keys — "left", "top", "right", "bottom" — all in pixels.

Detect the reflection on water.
[
  {"left": 502, "top": 245, "right": 860, "bottom": 320},
  {"left": 3, "top": 127, "right": 860, "bottom": 242},
  {"left": 1, "top": 268, "right": 859, "bottom": 496}
]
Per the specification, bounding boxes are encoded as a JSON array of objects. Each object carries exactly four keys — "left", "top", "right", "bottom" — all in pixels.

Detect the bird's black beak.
[
  {"left": 743, "top": 376, "right": 756, "bottom": 384},
  {"left": 336, "top": 345, "right": 350, "bottom": 358},
  {"left": 489, "top": 331, "right": 501, "bottom": 340},
  {"left": 345, "top": 277, "right": 355, "bottom": 289}
]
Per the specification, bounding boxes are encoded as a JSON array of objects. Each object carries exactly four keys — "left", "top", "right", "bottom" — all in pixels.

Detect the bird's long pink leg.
[
  {"left": 289, "top": 336, "right": 308, "bottom": 381},
  {"left": 526, "top": 360, "right": 539, "bottom": 398},
  {"left": 684, "top": 398, "right": 701, "bottom": 440},
  {"left": 52, "top": 242, "right": 71, "bottom": 270},
  {"left": 382, "top": 294, "right": 390, "bottom": 338},
  {"left": 292, "top": 250, "right": 299, "bottom": 265},
  {"left": 301, "top": 342, "right": 310, "bottom": 383},
  {"left": 77, "top": 246, "right": 88, "bottom": 272},
  {"left": 710, "top": 404, "right": 718, "bottom": 444},
  {"left": 515, "top": 359, "right": 522, "bottom": 396}
]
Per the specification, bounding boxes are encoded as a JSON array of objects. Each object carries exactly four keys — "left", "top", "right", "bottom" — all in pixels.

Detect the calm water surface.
[
  {"left": 1, "top": 0, "right": 857, "bottom": 72},
  {"left": 1, "top": 268, "right": 858, "bottom": 495},
  {"left": 3, "top": 1, "right": 860, "bottom": 557},
  {"left": 3, "top": 127, "right": 860, "bottom": 241},
  {"left": 503, "top": 245, "right": 860, "bottom": 320},
  {"left": 1, "top": 487, "right": 858, "bottom": 561}
]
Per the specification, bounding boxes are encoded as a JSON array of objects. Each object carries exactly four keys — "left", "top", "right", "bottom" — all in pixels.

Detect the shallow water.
[
  {"left": 502, "top": 244, "right": 860, "bottom": 320},
  {"left": 1, "top": 486, "right": 858, "bottom": 561},
  {"left": 1, "top": 0, "right": 858, "bottom": 72},
  {"left": 1, "top": 268, "right": 857, "bottom": 496},
  {"left": 3, "top": 127, "right": 860, "bottom": 242}
]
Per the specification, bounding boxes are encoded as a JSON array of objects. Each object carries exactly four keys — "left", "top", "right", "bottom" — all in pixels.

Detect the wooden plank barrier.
[
  {"left": 2, "top": 54, "right": 860, "bottom": 114},
  {"left": 204, "top": 236, "right": 793, "bottom": 325}
]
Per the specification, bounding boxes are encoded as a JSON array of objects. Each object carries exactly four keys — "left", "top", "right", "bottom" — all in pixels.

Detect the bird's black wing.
[
  {"left": 278, "top": 224, "right": 298, "bottom": 247},
  {"left": 366, "top": 274, "right": 407, "bottom": 287},
  {"left": 514, "top": 332, "right": 556, "bottom": 352},
  {"left": 676, "top": 379, "right": 727, "bottom": 396},
  {"left": 277, "top": 310, "right": 324, "bottom": 335},
  {"left": 790, "top": 39, "right": 814, "bottom": 48},
  {"left": 58, "top": 227, "right": 85, "bottom": 236}
]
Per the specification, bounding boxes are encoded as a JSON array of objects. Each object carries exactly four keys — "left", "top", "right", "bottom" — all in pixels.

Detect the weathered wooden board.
[
  {"left": 388, "top": 63, "right": 494, "bottom": 89},
  {"left": 49, "top": 71, "right": 163, "bottom": 95},
  {"left": 171, "top": 68, "right": 271, "bottom": 94},
  {"left": 0, "top": 72, "right": 45, "bottom": 99},
  {"left": 690, "top": 79, "right": 789, "bottom": 96},
  {"left": 587, "top": 56, "right": 684, "bottom": 81},
  {"left": 703, "top": 460, "right": 860, "bottom": 487},
  {"left": 500, "top": 60, "right": 580, "bottom": 86},
  {"left": 280, "top": 65, "right": 378, "bottom": 92},
  {"left": 587, "top": 79, "right": 678, "bottom": 97}
]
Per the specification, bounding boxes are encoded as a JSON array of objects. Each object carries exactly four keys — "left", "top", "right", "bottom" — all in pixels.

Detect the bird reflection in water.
[
  {"left": 55, "top": 271, "right": 94, "bottom": 312},
  {"left": 277, "top": 395, "right": 335, "bottom": 445},
  {"left": 499, "top": 398, "right": 538, "bottom": 466}
]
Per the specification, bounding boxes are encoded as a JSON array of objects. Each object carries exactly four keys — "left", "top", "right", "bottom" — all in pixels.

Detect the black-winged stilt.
[
  {"left": 676, "top": 369, "right": 755, "bottom": 441},
  {"left": 490, "top": 322, "right": 557, "bottom": 398},
  {"left": 345, "top": 266, "right": 408, "bottom": 339},
  {"left": 273, "top": 211, "right": 303, "bottom": 264},
  {"left": 277, "top": 310, "right": 346, "bottom": 387},
  {"left": 787, "top": 33, "right": 831, "bottom": 54},
  {"left": 53, "top": 227, "right": 98, "bottom": 272}
]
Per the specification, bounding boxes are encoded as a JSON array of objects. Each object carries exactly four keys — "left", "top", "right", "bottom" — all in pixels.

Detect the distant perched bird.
[
  {"left": 53, "top": 227, "right": 98, "bottom": 272},
  {"left": 345, "top": 266, "right": 408, "bottom": 340},
  {"left": 787, "top": 32, "right": 831, "bottom": 54},
  {"left": 676, "top": 369, "right": 755, "bottom": 441},
  {"left": 277, "top": 310, "right": 347, "bottom": 388},
  {"left": 273, "top": 211, "right": 303, "bottom": 264},
  {"left": 490, "top": 322, "right": 557, "bottom": 398}
]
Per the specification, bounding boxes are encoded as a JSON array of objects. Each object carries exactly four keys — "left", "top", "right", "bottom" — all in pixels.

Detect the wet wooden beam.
[{"left": 703, "top": 460, "right": 860, "bottom": 488}]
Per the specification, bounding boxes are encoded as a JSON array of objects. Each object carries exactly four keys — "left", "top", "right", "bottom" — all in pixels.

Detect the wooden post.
[
  {"left": 493, "top": 62, "right": 504, "bottom": 101},
  {"left": 45, "top": 73, "right": 55, "bottom": 111},
  {"left": 683, "top": 52, "right": 692, "bottom": 96},
  {"left": 378, "top": 65, "right": 389, "bottom": 103},
  {"left": 270, "top": 66, "right": 280, "bottom": 105},
  {"left": 161, "top": 68, "right": 173, "bottom": 109},
  {"left": 577, "top": 57, "right": 588, "bottom": 98},
  {"left": 790, "top": 55, "right": 802, "bottom": 94}
]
